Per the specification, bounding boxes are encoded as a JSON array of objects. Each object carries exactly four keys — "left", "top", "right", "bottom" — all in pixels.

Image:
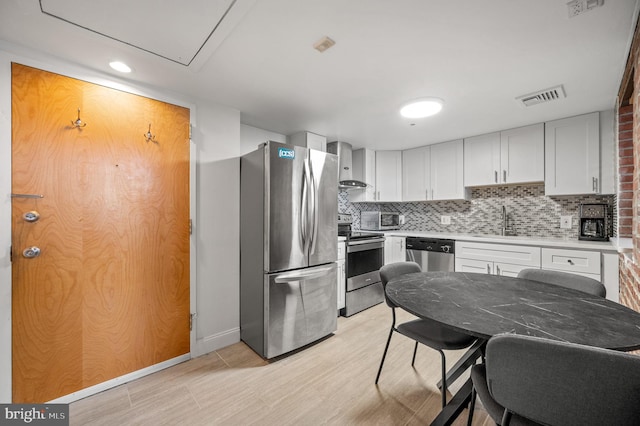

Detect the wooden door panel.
[
  {"left": 12, "top": 64, "right": 86, "bottom": 402},
  {"left": 80, "top": 83, "right": 190, "bottom": 385},
  {"left": 12, "top": 63, "right": 190, "bottom": 402}
]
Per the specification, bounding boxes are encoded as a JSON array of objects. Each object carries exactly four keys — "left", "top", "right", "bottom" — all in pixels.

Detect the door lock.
[
  {"left": 23, "top": 211, "right": 40, "bottom": 223},
  {"left": 23, "top": 246, "right": 41, "bottom": 259}
]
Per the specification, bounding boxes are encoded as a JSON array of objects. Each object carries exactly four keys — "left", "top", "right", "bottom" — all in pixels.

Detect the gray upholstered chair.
[
  {"left": 470, "top": 334, "right": 640, "bottom": 426},
  {"left": 375, "top": 261, "right": 476, "bottom": 408},
  {"left": 468, "top": 268, "right": 608, "bottom": 425},
  {"left": 517, "top": 268, "right": 606, "bottom": 297}
]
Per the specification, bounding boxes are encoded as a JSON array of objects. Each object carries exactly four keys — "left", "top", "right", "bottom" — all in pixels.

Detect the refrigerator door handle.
[
  {"left": 303, "top": 156, "right": 314, "bottom": 255},
  {"left": 301, "top": 158, "right": 310, "bottom": 252},
  {"left": 309, "top": 158, "right": 319, "bottom": 255},
  {"left": 274, "top": 264, "right": 335, "bottom": 283}
]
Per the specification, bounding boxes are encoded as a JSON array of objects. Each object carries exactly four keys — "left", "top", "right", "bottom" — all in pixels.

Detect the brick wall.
[
  {"left": 618, "top": 17, "right": 640, "bottom": 312},
  {"left": 619, "top": 105, "right": 634, "bottom": 238}
]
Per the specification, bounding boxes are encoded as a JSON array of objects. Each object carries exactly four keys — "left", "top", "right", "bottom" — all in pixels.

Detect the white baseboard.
[
  {"left": 192, "top": 327, "right": 240, "bottom": 358},
  {"left": 48, "top": 354, "right": 191, "bottom": 404}
]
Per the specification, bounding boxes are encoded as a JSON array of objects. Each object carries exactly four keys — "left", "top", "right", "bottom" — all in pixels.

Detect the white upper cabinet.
[
  {"left": 464, "top": 132, "right": 501, "bottom": 186},
  {"left": 430, "top": 139, "right": 468, "bottom": 200},
  {"left": 464, "top": 124, "right": 544, "bottom": 186},
  {"left": 405, "top": 139, "right": 468, "bottom": 201},
  {"left": 289, "top": 131, "right": 327, "bottom": 151},
  {"left": 500, "top": 123, "right": 545, "bottom": 184},
  {"left": 402, "top": 146, "right": 430, "bottom": 201},
  {"left": 348, "top": 148, "right": 376, "bottom": 202},
  {"left": 545, "top": 112, "right": 600, "bottom": 195},
  {"left": 375, "top": 150, "right": 403, "bottom": 202}
]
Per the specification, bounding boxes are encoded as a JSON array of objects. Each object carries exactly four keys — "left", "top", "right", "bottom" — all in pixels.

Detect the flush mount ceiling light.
[
  {"left": 109, "top": 61, "right": 132, "bottom": 73},
  {"left": 400, "top": 98, "right": 444, "bottom": 118}
]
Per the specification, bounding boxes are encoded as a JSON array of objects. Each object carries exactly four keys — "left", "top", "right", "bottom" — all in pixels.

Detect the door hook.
[
  {"left": 71, "top": 108, "right": 87, "bottom": 128},
  {"left": 144, "top": 124, "right": 157, "bottom": 143}
]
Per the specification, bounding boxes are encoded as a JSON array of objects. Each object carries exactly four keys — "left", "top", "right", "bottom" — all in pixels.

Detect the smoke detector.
[
  {"left": 313, "top": 36, "right": 336, "bottom": 53},
  {"left": 567, "top": 0, "right": 604, "bottom": 18},
  {"left": 516, "top": 85, "right": 566, "bottom": 107}
]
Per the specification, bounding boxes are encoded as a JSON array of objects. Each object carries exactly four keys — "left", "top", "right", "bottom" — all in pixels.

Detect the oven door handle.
[{"left": 347, "top": 239, "right": 385, "bottom": 253}]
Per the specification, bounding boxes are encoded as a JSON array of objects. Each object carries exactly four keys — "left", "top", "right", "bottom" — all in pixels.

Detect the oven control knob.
[{"left": 441, "top": 245, "right": 451, "bottom": 253}]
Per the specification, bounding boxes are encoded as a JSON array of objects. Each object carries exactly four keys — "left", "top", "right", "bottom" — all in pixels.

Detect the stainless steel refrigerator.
[{"left": 240, "top": 141, "right": 338, "bottom": 359}]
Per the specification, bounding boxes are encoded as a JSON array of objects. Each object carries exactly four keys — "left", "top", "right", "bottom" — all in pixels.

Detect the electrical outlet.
[
  {"left": 567, "top": 0, "right": 585, "bottom": 17},
  {"left": 560, "top": 215, "right": 572, "bottom": 229},
  {"left": 567, "top": 0, "right": 603, "bottom": 18},
  {"left": 441, "top": 215, "right": 451, "bottom": 225}
]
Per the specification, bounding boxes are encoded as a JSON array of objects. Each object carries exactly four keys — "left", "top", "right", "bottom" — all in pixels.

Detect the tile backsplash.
[{"left": 339, "top": 184, "right": 615, "bottom": 239}]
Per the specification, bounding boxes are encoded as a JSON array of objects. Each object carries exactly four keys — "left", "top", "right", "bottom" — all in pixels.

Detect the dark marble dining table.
[{"left": 385, "top": 271, "right": 640, "bottom": 425}]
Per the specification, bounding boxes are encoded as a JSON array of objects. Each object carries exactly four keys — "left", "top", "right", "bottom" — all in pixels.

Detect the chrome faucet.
[{"left": 501, "top": 205, "right": 507, "bottom": 236}]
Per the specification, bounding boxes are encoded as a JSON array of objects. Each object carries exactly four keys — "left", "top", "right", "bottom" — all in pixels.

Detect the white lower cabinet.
[
  {"left": 541, "top": 248, "right": 601, "bottom": 281},
  {"left": 384, "top": 236, "right": 406, "bottom": 265},
  {"left": 337, "top": 241, "right": 346, "bottom": 310},
  {"left": 454, "top": 242, "right": 617, "bottom": 302},
  {"left": 455, "top": 241, "right": 541, "bottom": 277},
  {"left": 455, "top": 258, "right": 534, "bottom": 277}
]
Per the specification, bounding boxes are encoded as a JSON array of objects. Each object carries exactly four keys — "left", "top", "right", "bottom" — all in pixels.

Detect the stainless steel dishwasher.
[{"left": 405, "top": 237, "right": 455, "bottom": 271}]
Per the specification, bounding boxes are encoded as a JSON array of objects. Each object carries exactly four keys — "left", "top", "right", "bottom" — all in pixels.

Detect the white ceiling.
[{"left": 0, "top": 0, "right": 638, "bottom": 150}]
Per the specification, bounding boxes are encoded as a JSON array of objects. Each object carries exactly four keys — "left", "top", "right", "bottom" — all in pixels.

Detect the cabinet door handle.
[
  {"left": 503, "top": 170, "right": 507, "bottom": 183},
  {"left": 567, "top": 259, "right": 574, "bottom": 265},
  {"left": 592, "top": 177, "right": 598, "bottom": 193},
  {"left": 494, "top": 170, "right": 498, "bottom": 183},
  {"left": 496, "top": 265, "right": 500, "bottom": 275},
  {"left": 487, "top": 264, "right": 491, "bottom": 274},
  {"left": 431, "top": 189, "right": 434, "bottom": 199}
]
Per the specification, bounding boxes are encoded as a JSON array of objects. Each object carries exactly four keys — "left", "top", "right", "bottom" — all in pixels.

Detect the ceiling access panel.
[{"left": 39, "top": 0, "right": 244, "bottom": 66}]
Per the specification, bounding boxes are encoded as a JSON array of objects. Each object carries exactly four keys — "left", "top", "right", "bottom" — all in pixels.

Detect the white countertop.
[{"left": 374, "top": 230, "right": 628, "bottom": 252}]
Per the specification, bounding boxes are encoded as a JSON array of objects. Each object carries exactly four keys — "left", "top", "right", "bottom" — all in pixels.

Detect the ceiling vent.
[{"left": 516, "top": 85, "right": 566, "bottom": 107}]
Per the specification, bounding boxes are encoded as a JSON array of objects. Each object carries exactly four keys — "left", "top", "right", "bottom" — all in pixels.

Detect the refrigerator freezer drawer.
[{"left": 265, "top": 263, "right": 337, "bottom": 358}]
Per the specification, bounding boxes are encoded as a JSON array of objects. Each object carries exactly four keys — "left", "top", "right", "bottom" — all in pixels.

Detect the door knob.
[
  {"left": 23, "top": 246, "right": 41, "bottom": 259},
  {"left": 23, "top": 211, "right": 40, "bottom": 223}
]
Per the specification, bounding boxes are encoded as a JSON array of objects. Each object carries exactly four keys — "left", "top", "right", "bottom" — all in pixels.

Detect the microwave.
[{"left": 360, "top": 211, "right": 401, "bottom": 230}]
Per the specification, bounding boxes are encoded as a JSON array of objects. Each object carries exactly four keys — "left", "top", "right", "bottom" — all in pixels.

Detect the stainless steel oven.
[{"left": 341, "top": 235, "right": 385, "bottom": 317}]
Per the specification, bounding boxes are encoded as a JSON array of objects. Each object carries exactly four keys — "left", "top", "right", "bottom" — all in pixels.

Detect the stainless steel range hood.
[{"left": 326, "top": 141, "right": 367, "bottom": 189}]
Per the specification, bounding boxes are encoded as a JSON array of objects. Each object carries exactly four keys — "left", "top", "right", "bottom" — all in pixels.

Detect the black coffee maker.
[{"left": 578, "top": 203, "right": 609, "bottom": 241}]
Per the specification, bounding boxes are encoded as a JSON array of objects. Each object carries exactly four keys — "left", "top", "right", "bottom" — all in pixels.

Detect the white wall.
[
  {"left": 0, "top": 42, "right": 243, "bottom": 401},
  {"left": 240, "top": 123, "right": 286, "bottom": 155},
  {"left": 192, "top": 104, "right": 242, "bottom": 356},
  {"left": 0, "top": 49, "right": 12, "bottom": 404}
]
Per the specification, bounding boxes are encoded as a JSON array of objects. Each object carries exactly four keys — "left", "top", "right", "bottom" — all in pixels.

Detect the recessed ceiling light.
[
  {"left": 400, "top": 98, "right": 444, "bottom": 118},
  {"left": 109, "top": 61, "right": 132, "bottom": 73}
]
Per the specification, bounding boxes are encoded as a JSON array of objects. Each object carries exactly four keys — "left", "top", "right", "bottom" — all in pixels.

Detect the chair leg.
[
  {"left": 411, "top": 341, "right": 418, "bottom": 366},
  {"left": 439, "top": 350, "right": 447, "bottom": 408},
  {"left": 375, "top": 326, "right": 395, "bottom": 384},
  {"left": 467, "top": 385, "right": 477, "bottom": 426},
  {"left": 501, "top": 409, "right": 512, "bottom": 426}
]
